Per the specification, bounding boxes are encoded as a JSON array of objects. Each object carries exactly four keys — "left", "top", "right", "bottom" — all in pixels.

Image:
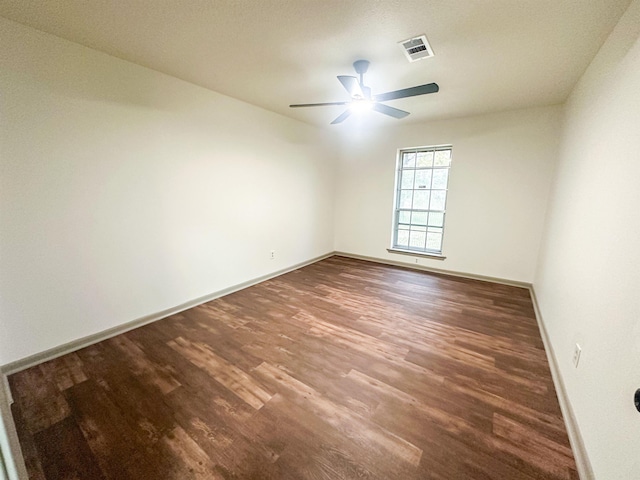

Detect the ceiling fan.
[{"left": 289, "top": 60, "right": 439, "bottom": 124}]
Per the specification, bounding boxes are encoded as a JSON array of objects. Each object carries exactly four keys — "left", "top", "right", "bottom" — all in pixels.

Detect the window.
[{"left": 391, "top": 146, "right": 452, "bottom": 255}]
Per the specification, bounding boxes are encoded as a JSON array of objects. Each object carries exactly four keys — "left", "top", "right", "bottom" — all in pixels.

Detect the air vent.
[{"left": 399, "top": 35, "right": 434, "bottom": 62}]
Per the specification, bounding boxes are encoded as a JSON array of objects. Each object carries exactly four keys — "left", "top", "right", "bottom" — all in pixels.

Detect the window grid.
[{"left": 393, "top": 146, "right": 452, "bottom": 254}]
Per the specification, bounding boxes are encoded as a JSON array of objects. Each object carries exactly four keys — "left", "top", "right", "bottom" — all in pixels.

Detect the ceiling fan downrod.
[{"left": 353, "top": 59, "right": 370, "bottom": 87}]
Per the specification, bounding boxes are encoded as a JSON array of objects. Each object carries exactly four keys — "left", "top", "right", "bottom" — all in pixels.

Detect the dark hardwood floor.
[{"left": 8, "top": 256, "right": 578, "bottom": 479}]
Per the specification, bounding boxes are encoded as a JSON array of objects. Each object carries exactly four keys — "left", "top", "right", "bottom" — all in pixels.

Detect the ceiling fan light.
[{"left": 349, "top": 100, "right": 374, "bottom": 113}]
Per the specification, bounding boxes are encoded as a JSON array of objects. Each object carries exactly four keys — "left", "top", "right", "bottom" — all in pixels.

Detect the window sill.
[{"left": 387, "top": 248, "right": 447, "bottom": 261}]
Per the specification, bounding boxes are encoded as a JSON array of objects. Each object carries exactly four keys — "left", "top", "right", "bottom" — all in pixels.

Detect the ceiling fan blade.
[
  {"left": 331, "top": 110, "right": 352, "bottom": 124},
  {"left": 290, "top": 101, "right": 350, "bottom": 108},
  {"left": 373, "top": 103, "right": 410, "bottom": 119},
  {"left": 337, "top": 76, "right": 364, "bottom": 98},
  {"left": 373, "top": 83, "right": 439, "bottom": 102}
]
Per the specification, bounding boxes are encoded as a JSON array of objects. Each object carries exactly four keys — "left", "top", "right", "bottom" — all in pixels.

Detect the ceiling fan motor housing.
[{"left": 353, "top": 59, "right": 370, "bottom": 75}]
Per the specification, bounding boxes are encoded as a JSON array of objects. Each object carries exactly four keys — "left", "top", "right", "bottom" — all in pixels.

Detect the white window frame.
[{"left": 389, "top": 145, "right": 452, "bottom": 258}]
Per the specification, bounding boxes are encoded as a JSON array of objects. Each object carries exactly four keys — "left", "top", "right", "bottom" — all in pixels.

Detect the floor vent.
[{"left": 399, "top": 35, "right": 434, "bottom": 62}]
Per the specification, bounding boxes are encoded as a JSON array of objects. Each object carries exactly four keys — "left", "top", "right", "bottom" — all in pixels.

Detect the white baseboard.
[
  {"left": 1, "top": 252, "right": 333, "bottom": 376},
  {"left": 334, "top": 250, "right": 531, "bottom": 288},
  {"left": 0, "top": 376, "right": 27, "bottom": 480},
  {"left": 0, "top": 250, "right": 530, "bottom": 374},
  {"left": 529, "top": 287, "right": 594, "bottom": 480}
]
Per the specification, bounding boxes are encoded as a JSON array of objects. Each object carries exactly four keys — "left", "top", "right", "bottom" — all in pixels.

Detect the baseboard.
[
  {"left": 0, "top": 375, "right": 27, "bottom": 480},
  {"left": 1, "top": 252, "right": 334, "bottom": 376},
  {"left": 529, "top": 287, "right": 594, "bottom": 480},
  {"left": 334, "top": 250, "right": 532, "bottom": 289},
  {"left": 0, "top": 250, "right": 531, "bottom": 375}
]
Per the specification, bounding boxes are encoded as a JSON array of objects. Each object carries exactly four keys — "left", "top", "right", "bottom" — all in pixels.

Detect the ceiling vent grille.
[{"left": 399, "top": 35, "right": 434, "bottom": 62}]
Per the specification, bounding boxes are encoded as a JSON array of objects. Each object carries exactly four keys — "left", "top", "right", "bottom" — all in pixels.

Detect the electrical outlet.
[
  {"left": 270, "top": 250, "right": 275, "bottom": 260},
  {"left": 572, "top": 343, "right": 582, "bottom": 368},
  {"left": 415, "top": 258, "right": 419, "bottom": 264}
]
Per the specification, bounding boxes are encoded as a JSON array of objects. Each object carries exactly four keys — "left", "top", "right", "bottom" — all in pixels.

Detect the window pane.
[
  {"left": 434, "top": 150, "right": 451, "bottom": 166},
  {"left": 432, "top": 169, "right": 449, "bottom": 189},
  {"left": 411, "top": 211, "right": 428, "bottom": 225},
  {"left": 426, "top": 231, "right": 442, "bottom": 251},
  {"left": 400, "top": 190, "right": 413, "bottom": 209},
  {"left": 413, "top": 190, "right": 430, "bottom": 209},
  {"left": 414, "top": 169, "right": 432, "bottom": 189},
  {"left": 428, "top": 212, "right": 444, "bottom": 227},
  {"left": 401, "top": 170, "right": 415, "bottom": 189},
  {"left": 402, "top": 152, "right": 416, "bottom": 168},
  {"left": 409, "top": 230, "right": 426, "bottom": 249},
  {"left": 430, "top": 190, "right": 446, "bottom": 210},
  {"left": 416, "top": 151, "right": 434, "bottom": 167},
  {"left": 396, "top": 228, "right": 409, "bottom": 247},
  {"left": 398, "top": 211, "right": 410, "bottom": 223}
]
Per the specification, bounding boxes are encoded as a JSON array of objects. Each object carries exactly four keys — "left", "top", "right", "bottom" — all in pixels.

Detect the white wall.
[
  {"left": 534, "top": 1, "right": 640, "bottom": 478},
  {"left": 334, "top": 106, "right": 562, "bottom": 283},
  {"left": 0, "top": 18, "right": 336, "bottom": 366}
]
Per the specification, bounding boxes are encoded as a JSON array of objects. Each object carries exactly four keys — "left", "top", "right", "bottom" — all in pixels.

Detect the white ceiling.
[{"left": 0, "top": 0, "right": 632, "bottom": 128}]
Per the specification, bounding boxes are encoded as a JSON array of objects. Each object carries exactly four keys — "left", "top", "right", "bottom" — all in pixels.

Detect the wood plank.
[
  {"left": 160, "top": 426, "right": 222, "bottom": 480},
  {"left": 108, "top": 334, "right": 181, "bottom": 394},
  {"left": 32, "top": 417, "right": 106, "bottom": 480},
  {"left": 260, "top": 394, "right": 378, "bottom": 479},
  {"left": 254, "top": 361, "right": 423, "bottom": 468},
  {"left": 38, "top": 353, "right": 88, "bottom": 391},
  {"left": 9, "top": 403, "right": 46, "bottom": 480},
  {"left": 8, "top": 366, "right": 71, "bottom": 433},
  {"left": 167, "top": 336, "right": 273, "bottom": 410},
  {"left": 63, "top": 379, "right": 178, "bottom": 479},
  {"left": 492, "top": 413, "right": 576, "bottom": 478}
]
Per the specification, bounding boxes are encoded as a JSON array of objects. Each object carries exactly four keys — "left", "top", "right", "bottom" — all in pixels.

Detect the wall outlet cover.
[{"left": 573, "top": 343, "right": 582, "bottom": 368}]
